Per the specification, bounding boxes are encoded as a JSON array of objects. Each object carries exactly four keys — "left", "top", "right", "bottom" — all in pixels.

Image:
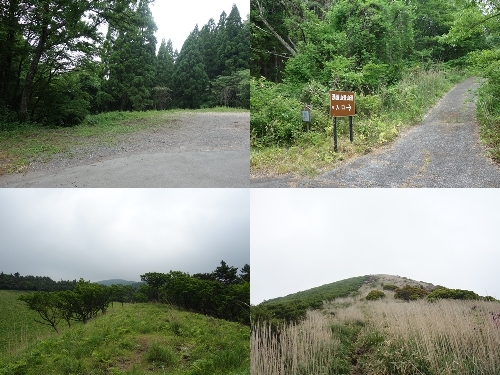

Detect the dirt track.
[
  {"left": 251, "top": 77, "right": 500, "bottom": 188},
  {"left": 0, "top": 112, "right": 249, "bottom": 188}
]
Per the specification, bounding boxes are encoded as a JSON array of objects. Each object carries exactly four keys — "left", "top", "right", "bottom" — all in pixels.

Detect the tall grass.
[
  {"left": 361, "top": 298, "right": 500, "bottom": 374},
  {"left": 252, "top": 294, "right": 500, "bottom": 375},
  {"left": 251, "top": 310, "right": 338, "bottom": 375}
]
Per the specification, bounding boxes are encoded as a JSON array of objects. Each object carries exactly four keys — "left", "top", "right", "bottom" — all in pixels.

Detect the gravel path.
[
  {"left": 251, "top": 77, "right": 500, "bottom": 188},
  {"left": 0, "top": 112, "right": 249, "bottom": 187}
]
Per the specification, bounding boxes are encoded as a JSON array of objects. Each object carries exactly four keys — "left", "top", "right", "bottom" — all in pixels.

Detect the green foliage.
[
  {"left": 211, "top": 70, "right": 250, "bottom": 108},
  {"left": 250, "top": 77, "right": 304, "bottom": 147},
  {"left": 427, "top": 287, "right": 480, "bottom": 302},
  {"left": 366, "top": 290, "right": 386, "bottom": 301},
  {"left": 394, "top": 285, "right": 429, "bottom": 301},
  {"left": 141, "top": 262, "right": 250, "bottom": 325},
  {"left": 252, "top": 276, "right": 369, "bottom": 325}
]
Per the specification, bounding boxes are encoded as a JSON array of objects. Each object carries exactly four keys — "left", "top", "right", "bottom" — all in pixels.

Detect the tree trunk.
[{"left": 19, "top": 25, "right": 48, "bottom": 122}]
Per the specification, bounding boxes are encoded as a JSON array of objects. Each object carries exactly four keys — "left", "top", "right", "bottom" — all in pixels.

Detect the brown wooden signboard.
[{"left": 330, "top": 91, "right": 355, "bottom": 117}]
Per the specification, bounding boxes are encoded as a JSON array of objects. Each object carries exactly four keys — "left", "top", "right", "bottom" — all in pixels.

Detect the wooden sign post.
[{"left": 330, "top": 91, "right": 355, "bottom": 152}]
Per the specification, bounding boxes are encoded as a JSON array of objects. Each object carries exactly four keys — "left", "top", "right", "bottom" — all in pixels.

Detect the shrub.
[
  {"left": 366, "top": 290, "right": 386, "bottom": 300},
  {"left": 394, "top": 285, "right": 429, "bottom": 301},
  {"left": 427, "top": 287, "right": 480, "bottom": 301},
  {"left": 250, "top": 78, "right": 304, "bottom": 147},
  {"left": 383, "top": 284, "right": 399, "bottom": 291}
]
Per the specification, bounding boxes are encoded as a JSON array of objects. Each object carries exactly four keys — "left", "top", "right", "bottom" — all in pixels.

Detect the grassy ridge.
[
  {"left": 0, "top": 297, "right": 249, "bottom": 375},
  {"left": 264, "top": 276, "right": 369, "bottom": 306},
  {"left": 252, "top": 276, "right": 369, "bottom": 324}
]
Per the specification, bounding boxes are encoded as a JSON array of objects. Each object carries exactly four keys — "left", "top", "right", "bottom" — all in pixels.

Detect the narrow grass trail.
[{"left": 253, "top": 77, "right": 500, "bottom": 188}]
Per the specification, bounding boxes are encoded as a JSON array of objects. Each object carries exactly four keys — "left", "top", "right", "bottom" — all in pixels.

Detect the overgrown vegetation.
[
  {"left": 251, "top": 275, "right": 500, "bottom": 375},
  {"left": 250, "top": 0, "right": 500, "bottom": 176}
]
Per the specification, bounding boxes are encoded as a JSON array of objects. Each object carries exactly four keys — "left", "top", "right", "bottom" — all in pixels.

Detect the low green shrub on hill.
[
  {"left": 427, "top": 287, "right": 480, "bottom": 302},
  {"left": 394, "top": 285, "right": 429, "bottom": 301},
  {"left": 366, "top": 290, "right": 386, "bottom": 300}
]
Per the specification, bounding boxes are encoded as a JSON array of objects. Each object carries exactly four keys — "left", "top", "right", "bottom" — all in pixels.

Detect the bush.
[
  {"left": 250, "top": 78, "right": 304, "bottom": 147},
  {"left": 394, "top": 285, "right": 429, "bottom": 301},
  {"left": 383, "top": 284, "right": 399, "bottom": 291},
  {"left": 366, "top": 290, "right": 386, "bottom": 300},
  {"left": 427, "top": 287, "right": 480, "bottom": 301},
  {"left": 356, "top": 94, "right": 383, "bottom": 118}
]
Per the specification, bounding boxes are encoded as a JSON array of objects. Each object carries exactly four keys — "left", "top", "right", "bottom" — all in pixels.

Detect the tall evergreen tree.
[
  {"left": 99, "top": 0, "right": 157, "bottom": 111},
  {"left": 220, "top": 5, "right": 249, "bottom": 75},
  {"left": 156, "top": 38, "right": 174, "bottom": 88},
  {"left": 173, "top": 26, "right": 210, "bottom": 108}
]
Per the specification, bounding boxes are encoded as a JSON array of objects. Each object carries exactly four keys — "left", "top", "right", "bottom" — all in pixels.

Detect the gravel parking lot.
[{"left": 0, "top": 112, "right": 249, "bottom": 188}]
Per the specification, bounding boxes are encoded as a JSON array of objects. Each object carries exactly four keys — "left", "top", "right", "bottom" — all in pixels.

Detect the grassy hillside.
[
  {"left": 252, "top": 275, "right": 500, "bottom": 375},
  {"left": 0, "top": 291, "right": 56, "bottom": 360},
  {"left": 0, "top": 293, "right": 249, "bottom": 375},
  {"left": 264, "top": 276, "right": 370, "bottom": 306},
  {"left": 252, "top": 276, "right": 370, "bottom": 324}
]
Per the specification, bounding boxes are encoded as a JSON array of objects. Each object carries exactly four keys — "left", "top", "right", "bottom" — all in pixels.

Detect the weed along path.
[
  {"left": 0, "top": 112, "right": 249, "bottom": 188},
  {"left": 252, "top": 77, "right": 500, "bottom": 188}
]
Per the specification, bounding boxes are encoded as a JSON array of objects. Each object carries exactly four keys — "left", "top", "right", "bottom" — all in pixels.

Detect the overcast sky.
[
  {"left": 150, "top": 1, "right": 250, "bottom": 53},
  {"left": 251, "top": 189, "right": 500, "bottom": 305},
  {"left": 0, "top": 189, "right": 249, "bottom": 283}
]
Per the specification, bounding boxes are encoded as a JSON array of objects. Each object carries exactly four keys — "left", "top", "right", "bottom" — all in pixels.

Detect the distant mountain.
[{"left": 95, "top": 279, "right": 141, "bottom": 287}]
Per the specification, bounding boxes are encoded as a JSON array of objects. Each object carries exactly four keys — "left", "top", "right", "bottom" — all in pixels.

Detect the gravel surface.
[
  {"left": 251, "top": 77, "right": 500, "bottom": 188},
  {"left": 0, "top": 112, "right": 250, "bottom": 187}
]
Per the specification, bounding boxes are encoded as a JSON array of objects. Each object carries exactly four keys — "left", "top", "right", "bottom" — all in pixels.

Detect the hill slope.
[
  {"left": 252, "top": 274, "right": 500, "bottom": 375},
  {"left": 0, "top": 297, "right": 249, "bottom": 375},
  {"left": 95, "top": 279, "right": 141, "bottom": 287}
]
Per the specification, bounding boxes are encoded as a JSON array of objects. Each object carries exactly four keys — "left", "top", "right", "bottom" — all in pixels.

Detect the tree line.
[
  {"left": 0, "top": 271, "right": 76, "bottom": 291},
  {"left": 0, "top": 0, "right": 249, "bottom": 128},
  {"left": 137, "top": 261, "right": 250, "bottom": 324},
  {"left": 17, "top": 260, "right": 250, "bottom": 334}
]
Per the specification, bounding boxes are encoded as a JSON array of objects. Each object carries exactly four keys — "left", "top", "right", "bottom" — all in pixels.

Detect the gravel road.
[
  {"left": 252, "top": 77, "right": 500, "bottom": 188},
  {"left": 0, "top": 112, "right": 249, "bottom": 188}
]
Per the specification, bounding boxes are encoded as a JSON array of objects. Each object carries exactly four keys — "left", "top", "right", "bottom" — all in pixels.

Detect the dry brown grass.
[
  {"left": 252, "top": 291, "right": 500, "bottom": 375},
  {"left": 251, "top": 310, "right": 339, "bottom": 375}
]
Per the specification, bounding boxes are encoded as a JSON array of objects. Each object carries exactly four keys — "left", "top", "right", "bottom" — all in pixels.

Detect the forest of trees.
[
  {"left": 16, "top": 260, "right": 250, "bottom": 334},
  {"left": 0, "top": 0, "right": 249, "bottom": 128},
  {"left": 137, "top": 261, "right": 250, "bottom": 324},
  {"left": 0, "top": 271, "right": 77, "bottom": 291},
  {"left": 250, "top": 0, "right": 500, "bottom": 153}
]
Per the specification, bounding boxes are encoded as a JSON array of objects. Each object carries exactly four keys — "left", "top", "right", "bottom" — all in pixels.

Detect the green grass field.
[
  {"left": 0, "top": 291, "right": 57, "bottom": 360},
  {"left": 0, "top": 291, "right": 250, "bottom": 375},
  {"left": 0, "top": 107, "right": 248, "bottom": 175}
]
